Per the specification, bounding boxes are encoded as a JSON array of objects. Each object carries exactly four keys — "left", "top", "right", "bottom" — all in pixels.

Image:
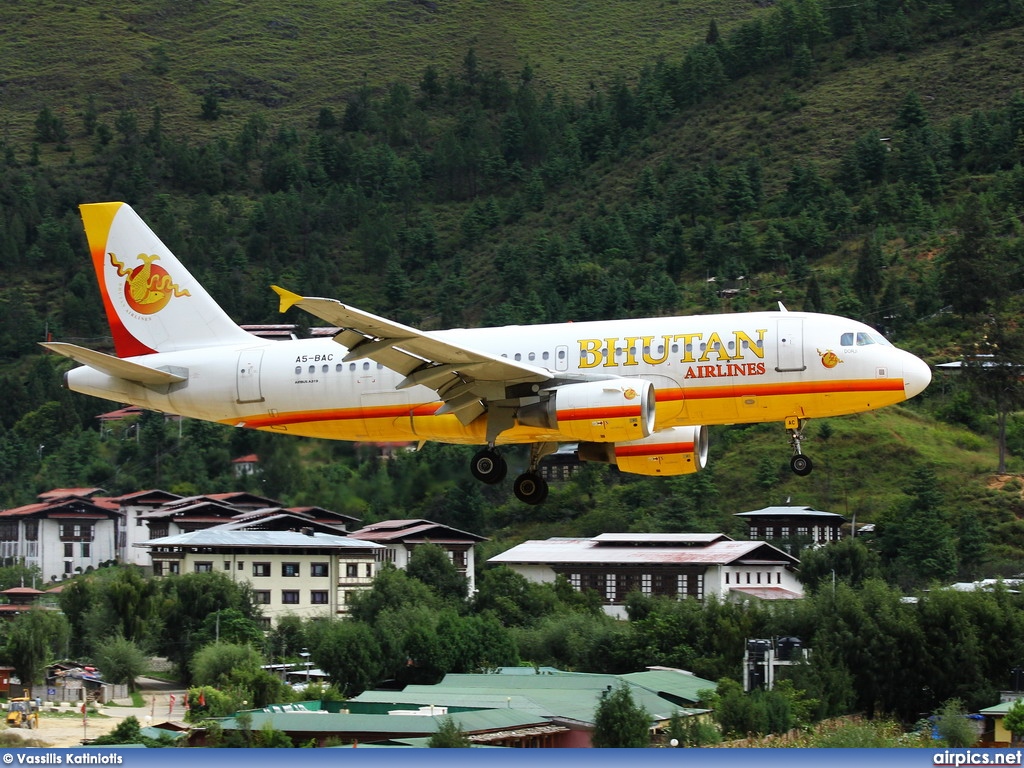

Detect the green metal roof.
[{"left": 350, "top": 670, "right": 708, "bottom": 725}]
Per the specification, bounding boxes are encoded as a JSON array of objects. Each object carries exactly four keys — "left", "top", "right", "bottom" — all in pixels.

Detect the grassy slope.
[{"left": 2, "top": 0, "right": 755, "bottom": 151}]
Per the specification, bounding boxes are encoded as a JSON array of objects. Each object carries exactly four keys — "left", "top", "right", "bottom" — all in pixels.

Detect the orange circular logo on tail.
[{"left": 110, "top": 252, "right": 190, "bottom": 315}]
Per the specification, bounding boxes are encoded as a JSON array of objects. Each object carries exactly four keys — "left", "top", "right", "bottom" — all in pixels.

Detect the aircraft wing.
[
  {"left": 40, "top": 342, "right": 188, "bottom": 385},
  {"left": 273, "top": 286, "right": 553, "bottom": 425}
]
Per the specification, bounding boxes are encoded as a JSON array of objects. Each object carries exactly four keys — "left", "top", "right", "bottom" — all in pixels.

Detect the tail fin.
[{"left": 81, "top": 202, "right": 254, "bottom": 357}]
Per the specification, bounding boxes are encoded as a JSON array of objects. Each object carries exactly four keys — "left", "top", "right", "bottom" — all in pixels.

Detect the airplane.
[{"left": 42, "top": 202, "right": 932, "bottom": 505}]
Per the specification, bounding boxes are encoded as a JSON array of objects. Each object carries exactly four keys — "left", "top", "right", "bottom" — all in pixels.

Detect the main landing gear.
[
  {"left": 786, "top": 416, "right": 813, "bottom": 476},
  {"left": 469, "top": 444, "right": 551, "bottom": 505}
]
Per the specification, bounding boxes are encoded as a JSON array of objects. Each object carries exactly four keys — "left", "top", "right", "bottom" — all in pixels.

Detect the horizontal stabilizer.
[{"left": 40, "top": 342, "right": 187, "bottom": 385}]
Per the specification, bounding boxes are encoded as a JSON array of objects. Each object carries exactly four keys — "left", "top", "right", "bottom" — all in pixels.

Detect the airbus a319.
[{"left": 43, "top": 202, "right": 932, "bottom": 504}]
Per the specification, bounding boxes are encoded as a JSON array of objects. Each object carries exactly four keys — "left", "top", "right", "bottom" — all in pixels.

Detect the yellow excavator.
[{"left": 6, "top": 697, "right": 40, "bottom": 728}]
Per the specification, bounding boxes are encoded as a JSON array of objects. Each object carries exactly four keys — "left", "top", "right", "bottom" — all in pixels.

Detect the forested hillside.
[{"left": 2, "top": 0, "right": 1024, "bottom": 584}]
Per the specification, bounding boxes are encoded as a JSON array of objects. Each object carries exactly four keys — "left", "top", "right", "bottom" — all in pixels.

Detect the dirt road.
[{"left": 5, "top": 680, "right": 187, "bottom": 748}]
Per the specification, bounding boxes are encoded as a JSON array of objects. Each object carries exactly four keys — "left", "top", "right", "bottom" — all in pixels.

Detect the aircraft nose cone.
[{"left": 903, "top": 352, "right": 932, "bottom": 399}]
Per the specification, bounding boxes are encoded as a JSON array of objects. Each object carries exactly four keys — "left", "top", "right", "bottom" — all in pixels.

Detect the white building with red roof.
[
  {"left": 0, "top": 493, "right": 125, "bottom": 583},
  {"left": 488, "top": 533, "right": 802, "bottom": 618}
]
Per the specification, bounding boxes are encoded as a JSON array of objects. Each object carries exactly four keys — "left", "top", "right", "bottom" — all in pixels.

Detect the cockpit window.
[{"left": 842, "top": 330, "right": 892, "bottom": 347}]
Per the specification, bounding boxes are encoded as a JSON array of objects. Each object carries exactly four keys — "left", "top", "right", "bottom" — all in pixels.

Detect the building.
[
  {"left": 488, "top": 533, "right": 802, "bottom": 617},
  {"left": 734, "top": 505, "right": 846, "bottom": 548},
  {"left": 137, "top": 528, "right": 384, "bottom": 626},
  {"left": 0, "top": 492, "right": 125, "bottom": 583},
  {"left": 349, "top": 519, "right": 487, "bottom": 594},
  {"left": 231, "top": 454, "right": 261, "bottom": 477}
]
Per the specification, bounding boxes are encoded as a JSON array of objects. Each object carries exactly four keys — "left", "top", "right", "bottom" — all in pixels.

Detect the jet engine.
[
  {"left": 577, "top": 425, "right": 709, "bottom": 476},
  {"left": 517, "top": 378, "right": 655, "bottom": 442}
]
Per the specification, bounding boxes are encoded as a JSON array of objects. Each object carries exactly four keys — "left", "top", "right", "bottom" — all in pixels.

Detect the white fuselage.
[{"left": 65, "top": 310, "right": 930, "bottom": 446}]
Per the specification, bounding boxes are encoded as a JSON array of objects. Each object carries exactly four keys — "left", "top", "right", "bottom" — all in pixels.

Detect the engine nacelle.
[
  {"left": 578, "top": 425, "right": 709, "bottom": 476},
  {"left": 518, "top": 378, "right": 655, "bottom": 443}
]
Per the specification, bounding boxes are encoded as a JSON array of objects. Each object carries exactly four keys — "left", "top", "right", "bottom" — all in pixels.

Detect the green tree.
[
  {"left": 306, "top": 619, "right": 382, "bottom": 696},
  {"left": 591, "top": 682, "right": 651, "bottom": 748},
  {"left": 5, "top": 610, "right": 70, "bottom": 686},
  {"left": 935, "top": 699, "right": 978, "bottom": 747},
  {"left": 92, "top": 635, "right": 148, "bottom": 691},
  {"left": 190, "top": 642, "right": 264, "bottom": 687},
  {"left": 406, "top": 542, "right": 469, "bottom": 602},
  {"left": 429, "top": 715, "right": 472, "bottom": 747},
  {"left": 1004, "top": 699, "right": 1024, "bottom": 746}
]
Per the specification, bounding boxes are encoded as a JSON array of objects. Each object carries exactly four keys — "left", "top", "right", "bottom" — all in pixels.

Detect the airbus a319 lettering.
[{"left": 43, "top": 202, "right": 932, "bottom": 504}]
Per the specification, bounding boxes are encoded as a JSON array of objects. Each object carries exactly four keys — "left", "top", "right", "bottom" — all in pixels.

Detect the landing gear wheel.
[
  {"left": 791, "top": 454, "right": 813, "bottom": 476},
  {"left": 470, "top": 448, "right": 507, "bottom": 484},
  {"left": 513, "top": 472, "right": 549, "bottom": 505}
]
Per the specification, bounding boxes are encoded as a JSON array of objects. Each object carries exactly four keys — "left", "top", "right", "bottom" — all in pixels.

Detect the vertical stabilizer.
[{"left": 81, "top": 202, "right": 253, "bottom": 357}]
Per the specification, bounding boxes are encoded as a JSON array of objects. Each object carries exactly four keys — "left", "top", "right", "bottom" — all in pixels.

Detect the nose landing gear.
[{"left": 786, "top": 416, "right": 814, "bottom": 476}]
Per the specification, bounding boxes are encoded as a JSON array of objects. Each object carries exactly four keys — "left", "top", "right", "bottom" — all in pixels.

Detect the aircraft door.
[
  {"left": 775, "top": 319, "right": 806, "bottom": 372},
  {"left": 236, "top": 350, "right": 265, "bottom": 403}
]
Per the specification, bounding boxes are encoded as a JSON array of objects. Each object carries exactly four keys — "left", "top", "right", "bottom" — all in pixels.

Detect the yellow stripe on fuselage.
[{"left": 221, "top": 377, "right": 907, "bottom": 445}]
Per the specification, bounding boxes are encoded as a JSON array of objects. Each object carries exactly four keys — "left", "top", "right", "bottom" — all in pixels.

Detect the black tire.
[
  {"left": 791, "top": 454, "right": 813, "bottom": 476},
  {"left": 513, "top": 472, "right": 549, "bottom": 505},
  {"left": 470, "top": 448, "right": 507, "bottom": 484}
]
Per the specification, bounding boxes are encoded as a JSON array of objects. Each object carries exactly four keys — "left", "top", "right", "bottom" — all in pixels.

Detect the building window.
[
  {"left": 168, "top": 562, "right": 180, "bottom": 575},
  {"left": 237, "top": 561, "right": 245, "bottom": 571},
  {"left": 605, "top": 573, "right": 617, "bottom": 602},
  {"left": 254, "top": 591, "right": 271, "bottom": 605},
  {"left": 64, "top": 561, "right": 73, "bottom": 574},
  {"left": 365, "top": 563, "right": 373, "bottom": 578},
  {"left": 253, "top": 563, "right": 271, "bottom": 577},
  {"left": 23, "top": 521, "right": 38, "bottom": 541},
  {"left": 194, "top": 562, "right": 213, "bottom": 573},
  {"left": 59, "top": 523, "right": 94, "bottom": 541},
  {"left": 0, "top": 521, "right": 18, "bottom": 541},
  {"left": 64, "top": 543, "right": 73, "bottom": 558},
  {"left": 81, "top": 543, "right": 90, "bottom": 558},
  {"left": 569, "top": 573, "right": 581, "bottom": 590},
  {"left": 224, "top": 561, "right": 231, "bottom": 571},
  {"left": 310, "top": 562, "right": 329, "bottom": 578},
  {"left": 641, "top": 574, "right": 652, "bottom": 595},
  {"left": 282, "top": 562, "right": 300, "bottom": 577},
  {"left": 310, "top": 591, "right": 329, "bottom": 605},
  {"left": 346, "top": 563, "right": 359, "bottom": 578},
  {"left": 281, "top": 590, "right": 300, "bottom": 605}
]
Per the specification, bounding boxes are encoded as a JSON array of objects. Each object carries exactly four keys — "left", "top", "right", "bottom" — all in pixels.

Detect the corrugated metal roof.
[
  {"left": 593, "top": 533, "right": 730, "bottom": 544},
  {"left": 352, "top": 671, "right": 706, "bottom": 725},
  {"left": 137, "top": 529, "right": 384, "bottom": 549},
  {"left": 735, "top": 505, "right": 845, "bottom": 519},
  {"left": 489, "top": 537, "right": 797, "bottom": 566}
]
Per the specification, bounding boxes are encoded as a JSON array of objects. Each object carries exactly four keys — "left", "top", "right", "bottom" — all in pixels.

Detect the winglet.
[{"left": 272, "top": 285, "right": 304, "bottom": 314}]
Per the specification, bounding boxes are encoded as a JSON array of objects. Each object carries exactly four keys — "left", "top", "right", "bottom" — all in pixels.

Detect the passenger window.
[
  {"left": 308, "top": 365, "right": 315, "bottom": 374},
  {"left": 322, "top": 364, "right": 329, "bottom": 373},
  {"left": 336, "top": 364, "right": 343, "bottom": 372},
  {"left": 294, "top": 366, "right": 301, "bottom": 375},
  {"left": 528, "top": 352, "right": 536, "bottom": 361}
]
